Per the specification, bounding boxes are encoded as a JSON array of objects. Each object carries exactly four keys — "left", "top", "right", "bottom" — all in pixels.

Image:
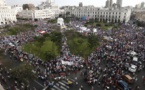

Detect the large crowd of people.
[
  {"left": 0, "top": 21, "right": 84, "bottom": 90},
  {"left": 72, "top": 22, "right": 145, "bottom": 90},
  {"left": 0, "top": 20, "right": 145, "bottom": 90}
]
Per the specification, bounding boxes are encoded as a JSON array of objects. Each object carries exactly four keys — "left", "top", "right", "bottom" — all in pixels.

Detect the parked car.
[
  {"left": 122, "top": 75, "right": 134, "bottom": 84},
  {"left": 116, "top": 80, "right": 130, "bottom": 90},
  {"left": 128, "top": 64, "right": 137, "bottom": 73}
]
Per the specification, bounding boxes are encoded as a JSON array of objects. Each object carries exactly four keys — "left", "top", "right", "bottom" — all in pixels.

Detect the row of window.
[
  {"left": 75, "top": 14, "right": 126, "bottom": 19},
  {"left": 0, "top": 14, "right": 15, "bottom": 16},
  {"left": 73, "top": 14, "right": 126, "bottom": 18},
  {"left": 73, "top": 11, "right": 123, "bottom": 15},
  {"left": 71, "top": 12, "right": 126, "bottom": 16}
]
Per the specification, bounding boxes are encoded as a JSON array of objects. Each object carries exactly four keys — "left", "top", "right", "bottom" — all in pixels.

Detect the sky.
[{"left": 6, "top": 0, "right": 145, "bottom": 7}]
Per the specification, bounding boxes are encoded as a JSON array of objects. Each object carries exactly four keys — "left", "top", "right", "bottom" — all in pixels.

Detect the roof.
[
  {"left": 118, "top": 80, "right": 128, "bottom": 87},
  {"left": 125, "top": 75, "right": 132, "bottom": 80},
  {"left": 131, "top": 64, "right": 137, "bottom": 68},
  {"left": 133, "top": 57, "right": 138, "bottom": 61}
]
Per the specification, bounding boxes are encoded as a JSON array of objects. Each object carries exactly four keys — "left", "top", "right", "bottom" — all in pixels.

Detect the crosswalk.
[{"left": 50, "top": 79, "right": 75, "bottom": 90}]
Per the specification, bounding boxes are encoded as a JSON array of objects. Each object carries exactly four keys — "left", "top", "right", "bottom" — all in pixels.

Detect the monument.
[{"left": 57, "top": 17, "right": 66, "bottom": 29}]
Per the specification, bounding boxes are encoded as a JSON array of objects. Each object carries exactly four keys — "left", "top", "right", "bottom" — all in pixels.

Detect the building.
[
  {"left": 110, "top": 0, "right": 113, "bottom": 8},
  {"left": 79, "top": 2, "right": 83, "bottom": 7},
  {"left": 0, "top": 0, "right": 17, "bottom": 26},
  {"left": 105, "top": 0, "right": 110, "bottom": 8},
  {"left": 37, "top": 0, "right": 61, "bottom": 17},
  {"left": 116, "top": 0, "right": 122, "bottom": 8},
  {"left": 23, "top": 4, "right": 35, "bottom": 10},
  {"left": 105, "top": 0, "right": 113, "bottom": 8},
  {"left": 65, "top": 5, "right": 131, "bottom": 23},
  {"left": 134, "top": 11, "right": 145, "bottom": 22},
  {"left": 11, "top": 5, "right": 23, "bottom": 15},
  {"left": 141, "top": 2, "right": 145, "bottom": 8},
  {"left": 18, "top": 0, "right": 61, "bottom": 20},
  {"left": 135, "top": 4, "right": 141, "bottom": 9},
  {"left": 18, "top": 9, "right": 55, "bottom": 20},
  {"left": 0, "top": 0, "right": 5, "bottom": 6}
]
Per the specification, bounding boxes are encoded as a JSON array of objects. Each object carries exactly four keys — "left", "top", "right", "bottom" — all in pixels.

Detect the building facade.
[
  {"left": 0, "top": 0, "right": 17, "bottom": 26},
  {"left": 11, "top": 5, "right": 23, "bottom": 15},
  {"left": 18, "top": 9, "right": 55, "bottom": 20},
  {"left": 37, "top": 0, "right": 61, "bottom": 17},
  {"left": 18, "top": 0, "right": 61, "bottom": 20},
  {"left": 141, "top": 2, "right": 145, "bottom": 8},
  {"left": 23, "top": 4, "right": 35, "bottom": 10},
  {"left": 65, "top": 6, "right": 131, "bottom": 23}
]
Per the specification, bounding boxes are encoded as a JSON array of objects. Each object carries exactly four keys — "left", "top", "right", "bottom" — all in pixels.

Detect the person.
[
  {"left": 75, "top": 77, "right": 78, "bottom": 85},
  {"left": 78, "top": 86, "right": 84, "bottom": 90}
]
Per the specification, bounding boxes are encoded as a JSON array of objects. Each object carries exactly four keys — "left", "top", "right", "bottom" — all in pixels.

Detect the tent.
[
  {"left": 82, "top": 16, "right": 89, "bottom": 20},
  {"left": 80, "top": 27, "right": 87, "bottom": 32},
  {"left": 127, "top": 51, "right": 137, "bottom": 56},
  {"left": 93, "top": 28, "right": 97, "bottom": 33},
  {"left": 38, "top": 30, "right": 46, "bottom": 34},
  {"left": 9, "top": 42, "right": 15, "bottom": 46}
]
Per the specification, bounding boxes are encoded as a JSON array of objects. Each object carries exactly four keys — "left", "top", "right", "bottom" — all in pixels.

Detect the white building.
[
  {"left": 65, "top": 6, "right": 131, "bottom": 23},
  {"left": 11, "top": 5, "right": 23, "bottom": 15},
  {"left": 0, "top": 0, "right": 17, "bottom": 26},
  {"left": 18, "top": 0, "right": 61, "bottom": 20},
  {"left": 37, "top": 0, "right": 61, "bottom": 17},
  {"left": 18, "top": 9, "right": 55, "bottom": 20}
]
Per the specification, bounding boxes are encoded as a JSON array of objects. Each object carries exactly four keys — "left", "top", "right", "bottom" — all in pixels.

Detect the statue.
[{"left": 57, "top": 18, "right": 66, "bottom": 29}]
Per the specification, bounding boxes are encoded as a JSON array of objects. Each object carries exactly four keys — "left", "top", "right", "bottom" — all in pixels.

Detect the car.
[
  {"left": 128, "top": 64, "right": 137, "bottom": 73},
  {"left": 122, "top": 75, "right": 134, "bottom": 84},
  {"left": 132, "top": 57, "right": 142, "bottom": 66},
  {"left": 116, "top": 80, "right": 130, "bottom": 90}
]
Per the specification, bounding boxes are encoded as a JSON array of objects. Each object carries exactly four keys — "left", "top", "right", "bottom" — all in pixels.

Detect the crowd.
[
  {"left": 0, "top": 21, "right": 84, "bottom": 90},
  {"left": 0, "top": 20, "right": 145, "bottom": 90},
  {"left": 76, "top": 23, "right": 145, "bottom": 90}
]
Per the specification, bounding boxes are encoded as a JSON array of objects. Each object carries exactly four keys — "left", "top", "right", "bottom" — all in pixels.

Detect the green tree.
[
  {"left": 10, "top": 63, "right": 35, "bottom": 83},
  {"left": 88, "top": 34, "right": 99, "bottom": 48},
  {"left": 40, "top": 40, "right": 59, "bottom": 60}
]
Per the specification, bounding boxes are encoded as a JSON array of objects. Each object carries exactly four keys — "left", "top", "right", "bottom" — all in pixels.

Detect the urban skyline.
[{"left": 6, "top": 0, "right": 145, "bottom": 7}]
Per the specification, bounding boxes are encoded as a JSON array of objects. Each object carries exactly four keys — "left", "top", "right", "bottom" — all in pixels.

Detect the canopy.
[
  {"left": 9, "top": 42, "right": 15, "bottom": 46},
  {"left": 80, "top": 27, "right": 87, "bottom": 31},
  {"left": 93, "top": 28, "right": 97, "bottom": 33},
  {"left": 38, "top": 30, "right": 46, "bottom": 34},
  {"left": 82, "top": 16, "right": 89, "bottom": 20}
]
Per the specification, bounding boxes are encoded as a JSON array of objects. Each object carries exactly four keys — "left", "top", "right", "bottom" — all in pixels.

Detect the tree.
[
  {"left": 10, "top": 63, "right": 35, "bottom": 83},
  {"left": 40, "top": 40, "right": 59, "bottom": 60},
  {"left": 88, "top": 34, "right": 99, "bottom": 48}
]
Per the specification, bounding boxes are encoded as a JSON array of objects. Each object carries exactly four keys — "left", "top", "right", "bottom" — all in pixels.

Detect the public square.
[{"left": 0, "top": 0, "right": 145, "bottom": 90}]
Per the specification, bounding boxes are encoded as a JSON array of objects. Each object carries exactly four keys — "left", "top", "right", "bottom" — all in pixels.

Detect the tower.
[
  {"left": 141, "top": 2, "right": 145, "bottom": 8},
  {"left": 79, "top": 2, "right": 83, "bottom": 7},
  {"left": 116, "top": 0, "right": 122, "bottom": 8},
  {"left": 105, "top": 0, "right": 112, "bottom": 8},
  {"left": 47, "top": 0, "right": 54, "bottom": 3},
  {"left": 110, "top": 0, "right": 113, "bottom": 8}
]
